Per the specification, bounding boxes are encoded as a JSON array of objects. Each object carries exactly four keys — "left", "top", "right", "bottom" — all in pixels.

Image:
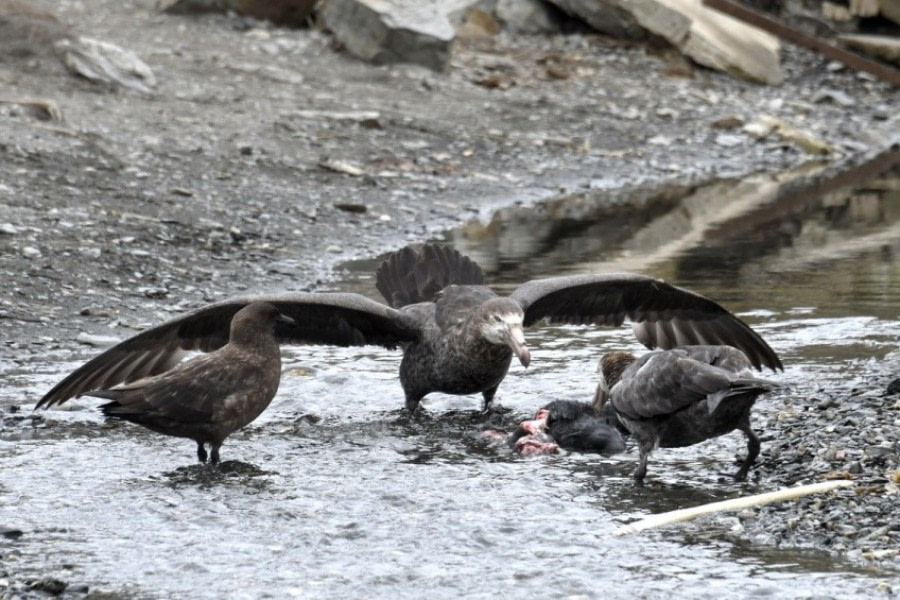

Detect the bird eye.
[{"left": 493, "top": 315, "right": 503, "bottom": 323}]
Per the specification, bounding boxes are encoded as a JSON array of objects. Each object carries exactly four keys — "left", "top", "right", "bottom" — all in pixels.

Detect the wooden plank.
[{"left": 703, "top": 0, "right": 900, "bottom": 86}]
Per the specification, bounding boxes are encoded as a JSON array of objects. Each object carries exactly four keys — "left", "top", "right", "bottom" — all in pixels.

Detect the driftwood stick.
[{"left": 612, "top": 480, "right": 854, "bottom": 536}]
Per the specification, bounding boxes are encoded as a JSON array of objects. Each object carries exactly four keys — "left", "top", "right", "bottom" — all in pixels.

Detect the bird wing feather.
[
  {"left": 610, "top": 350, "right": 734, "bottom": 420},
  {"left": 509, "top": 274, "right": 782, "bottom": 372},
  {"left": 37, "top": 292, "right": 418, "bottom": 408}
]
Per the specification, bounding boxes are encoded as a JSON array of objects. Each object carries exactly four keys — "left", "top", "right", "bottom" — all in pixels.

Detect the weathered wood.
[
  {"left": 703, "top": 0, "right": 900, "bottom": 86},
  {"left": 611, "top": 480, "right": 854, "bottom": 536}
]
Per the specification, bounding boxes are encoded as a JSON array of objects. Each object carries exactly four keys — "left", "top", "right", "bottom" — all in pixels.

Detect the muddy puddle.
[{"left": 2, "top": 153, "right": 900, "bottom": 598}]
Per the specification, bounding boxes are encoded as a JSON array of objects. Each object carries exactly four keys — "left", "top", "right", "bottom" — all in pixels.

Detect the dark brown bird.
[
  {"left": 595, "top": 345, "right": 779, "bottom": 482},
  {"left": 81, "top": 302, "right": 294, "bottom": 465},
  {"left": 36, "top": 244, "right": 782, "bottom": 416}
]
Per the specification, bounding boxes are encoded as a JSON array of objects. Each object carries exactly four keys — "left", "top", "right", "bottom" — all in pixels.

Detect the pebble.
[{"left": 715, "top": 134, "right": 744, "bottom": 147}]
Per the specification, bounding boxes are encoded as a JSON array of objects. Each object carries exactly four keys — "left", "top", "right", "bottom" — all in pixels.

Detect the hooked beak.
[{"left": 505, "top": 325, "right": 531, "bottom": 368}]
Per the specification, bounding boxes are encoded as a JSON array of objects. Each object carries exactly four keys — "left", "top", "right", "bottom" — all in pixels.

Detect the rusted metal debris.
[{"left": 703, "top": 0, "right": 900, "bottom": 86}]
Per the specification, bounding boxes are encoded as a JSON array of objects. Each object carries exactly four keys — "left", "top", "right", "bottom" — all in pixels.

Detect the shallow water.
[{"left": 2, "top": 156, "right": 900, "bottom": 598}]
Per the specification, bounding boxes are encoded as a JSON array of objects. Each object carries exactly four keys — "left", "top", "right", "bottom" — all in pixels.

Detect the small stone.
[
  {"left": 333, "top": 203, "right": 367, "bottom": 213},
  {"left": 715, "top": 134, "right": 744, "bottom": 147},
  {"left": 710, "top": 116, "right": 743, "bottom": 129},
  {"left": 886, "top": 378, "right": 900, "bottom": 395},
  {"left": 27, "top": 578, "right": 67, "bottom": 595},
  {"left": 138, "top": 286, "right": 168, "bottom": 299},
  {"left": 22, "top": 247, "right": 41, "bottom": 259},
  {"left": 812, "top": 88, "right": 855, "bottom": 107},
  {"left": 75, "top": 332, "right": 121, "bottom": 347},
  {"left": 170, "top": 187, "right": 194, "bottom": 197},
  {"left": 0, "top": 223, "right": 17, "bottom": 235}
]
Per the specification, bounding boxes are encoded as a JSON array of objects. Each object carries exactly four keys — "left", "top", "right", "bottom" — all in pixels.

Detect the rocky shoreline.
[{"left": 748, "top": 354, "right": 900, "bottom": 574}]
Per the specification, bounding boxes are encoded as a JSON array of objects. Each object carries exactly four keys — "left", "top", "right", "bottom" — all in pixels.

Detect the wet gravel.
[{"left": 746, "top": 354, "right": 900, "bottom": 572}]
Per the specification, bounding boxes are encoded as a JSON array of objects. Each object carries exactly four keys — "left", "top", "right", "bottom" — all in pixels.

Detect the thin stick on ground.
[{"left": 612, "top": 480, "right": 854, "bottom": 536}]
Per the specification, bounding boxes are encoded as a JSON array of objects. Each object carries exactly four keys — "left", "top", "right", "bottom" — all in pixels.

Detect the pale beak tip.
[{"left": 519, "top": 350, "right": 531, "bottom": 368}]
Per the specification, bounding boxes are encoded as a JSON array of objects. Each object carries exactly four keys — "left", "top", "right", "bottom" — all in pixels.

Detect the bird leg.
[
  {"left": 734, "top": 420, "right": 761, "bottom": 482},
  {"left": 210, "top": 445, "right": 221, "bottom": 466},
  {"left": 633, "top": 438, "right": 655, "bottom": 483},
  {"left": 405, "top": 394, "right": 422, "bottom": 415},
  {"left": 196, "top": 442, "right": 208, "bottom": 463},
  {"left": 481, "top": 386, "right": 499, "bottom": 413}
]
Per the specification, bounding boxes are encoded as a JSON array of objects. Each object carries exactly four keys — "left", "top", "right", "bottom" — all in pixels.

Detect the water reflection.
[
  {"left": 444, "top": 151, "right": 900, "bottom": 317},
  {"left": 416, "top": 151, "right": 900, "bottom": 370}
]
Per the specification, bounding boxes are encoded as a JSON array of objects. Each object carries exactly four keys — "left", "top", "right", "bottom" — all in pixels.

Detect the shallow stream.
[{"left": 2, "top": 154, "right": 899, "bottom": 598}]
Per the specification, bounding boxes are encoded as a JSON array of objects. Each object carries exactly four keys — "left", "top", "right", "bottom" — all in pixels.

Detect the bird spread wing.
[
  {"left": 37, "top": 292, "right": 419, "bottom": 408},
  {"left": 509, "top": 274, "right": 782, "bottom": 372},
  {"left": 88, "top": 360, "right": 237, "bottom": 424},
  {"left": 375, "top": 243, "right": 485, "bottom": 308}
]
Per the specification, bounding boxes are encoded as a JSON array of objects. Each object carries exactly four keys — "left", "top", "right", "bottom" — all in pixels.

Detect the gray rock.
[
  {"left": 495, "top": 0, "right": 563, "bottom": 33},
  {"left": 318, "top": 0, "right": 456, "bottom": 72},
  {"left": 715, "top": 133, "right": 744, "bottom": 147},
  {"left": 76, "top": 332, "right": 122, "bottom": 348},
  {"left": 677, "top": 0, "right": 783, "bottom": 85},
  {"left": 812, "top": 88, "right": 856, "bottom": 107},
  {"left": 55, "top": 36, "right": 156, "bottom": 93},
  {"left": 548, "top": 0, "right": 690, "bottom": 42}
]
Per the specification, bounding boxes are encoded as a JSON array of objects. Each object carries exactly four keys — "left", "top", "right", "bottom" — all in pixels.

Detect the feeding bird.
[
  {"left": 37, "top": 243, "right": 782, "bottom": 417},
  {"left": 595, "top": 345, "right": 779, "bottom": 482}
]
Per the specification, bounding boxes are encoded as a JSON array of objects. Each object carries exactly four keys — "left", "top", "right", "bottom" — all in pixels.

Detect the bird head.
[
  {"left": 592, "top": 351, "right": 637, "bottom": 410},
  {"left": 478, "top": 298, "right": 530, "bottom": 367}
]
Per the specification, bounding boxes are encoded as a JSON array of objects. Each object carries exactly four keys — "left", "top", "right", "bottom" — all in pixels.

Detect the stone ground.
[{"left": 1, "top": 0, "right": 899, "bottom": 596}]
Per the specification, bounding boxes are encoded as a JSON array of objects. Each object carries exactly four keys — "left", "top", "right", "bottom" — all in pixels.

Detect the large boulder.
[
  {"left": 548, "top": 0, "right": 691, "bottom": 42},
  {"left": 494, "top": 0, "right": 566, "bottom": 33},
  {"left": 674, "top": 0, "right": 783, "bottom": 85},
  {"left": 318, "top": 0, "right": 458, "bottom": 72},
  {"left": 548, "top": 0, "right": 783, "bottom": 84}
]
